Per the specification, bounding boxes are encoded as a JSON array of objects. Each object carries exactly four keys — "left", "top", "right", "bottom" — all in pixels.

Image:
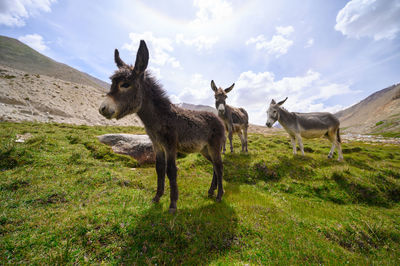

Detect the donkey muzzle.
[
  {"left": 266, "top": 122, "right": 272, "bottom": 128},
  {"left": 99, "top": 102, "right": 115, "bottom": 119}
]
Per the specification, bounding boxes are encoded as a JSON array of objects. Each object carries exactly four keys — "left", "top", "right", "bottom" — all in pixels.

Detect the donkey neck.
[
  {"left": 277, "top": 107, "right": 295, "bottom": 128},
  {"left": 136, "top": 75, "right": 172, "bottom": 130}
]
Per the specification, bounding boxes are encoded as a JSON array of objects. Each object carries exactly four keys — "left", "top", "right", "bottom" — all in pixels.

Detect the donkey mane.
[{"left": 141, "top": 72, "right": 172, "bottom": 113}]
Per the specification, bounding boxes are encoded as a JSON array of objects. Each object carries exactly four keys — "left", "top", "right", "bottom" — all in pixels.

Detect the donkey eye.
[{"left": 121, "top": 82, "right": 130, "bottom": 88}]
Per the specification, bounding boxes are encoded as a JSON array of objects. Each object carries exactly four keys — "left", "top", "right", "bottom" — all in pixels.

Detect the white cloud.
[
  {"left": 335, "top": 0, "right": 400, "bottom": 40},
  {"left": 176, "top": 34, "right": 219, "bottom": 51},
  {"left": 276, "top": 26, "right": 294, "bottom": 36},
  {"left": 246, "top": 26, "right": 295, "bottom": 57},
  {"left": 191, "top": 0, "right": 233, "bottom": 25},
  {"left": 170, "top": 73, "right": 213, "bottom": 104},
  {"left": 305, "top": 38, "right": 314, "bottom": 48},
  {"left": 122, "top": 32, "right": 180, "bottom": 68},
  {"left": 18, "top": 33, "right": 48, "bottom": 52},
  {"left": 227, "top": 70, "right": 353, "bottom": 125},
  {"left": 0, "top": 0, "right": 56, "bottom": 27}
]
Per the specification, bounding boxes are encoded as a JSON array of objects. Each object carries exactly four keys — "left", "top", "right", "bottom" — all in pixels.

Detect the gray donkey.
[
  {"left": 99, "top": 40, "right": 225, "bottom": 213},
  {"left": 211, "top": 80, "right": 249, "bottom": 153},
  {"left": 266, "top": 97, "right": 343, "bottom": 161}
]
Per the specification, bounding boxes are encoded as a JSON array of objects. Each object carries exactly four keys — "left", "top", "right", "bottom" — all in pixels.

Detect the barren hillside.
[
  {"left": 335, "top": 84, "right": 400, "bottom": 133},
  {"left": 0, "top": 35, "right": 108, "bottom": 90},
  {"left": 0, "top": 65, "right": 142, "bottom": 126}
]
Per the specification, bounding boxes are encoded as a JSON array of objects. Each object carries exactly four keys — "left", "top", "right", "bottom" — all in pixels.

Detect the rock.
[
  {"left": 97, "top": 134, "right": 155, "bottom": 164},
  {"left": 15, "top": 133, "right": 33, "bottom": 143}
]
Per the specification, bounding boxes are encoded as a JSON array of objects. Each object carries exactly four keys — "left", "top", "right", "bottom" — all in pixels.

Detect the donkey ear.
[
  {"left": 225, "top": 83, "right": 235, "bottom": 93},
  {"left": 271, "top": 99, "right": 276, "bottom": 105},
  {"left": 211, "top": 80, "right": 218, "bottom": 92},
  {"left": 114, "top": 49, "right": 127, "bottom": 69},
  {"left": 134, "top": 40, "right": 149, "bottom": 74},
  {"left": 277, "top": 97, "right": 288, "bottom": 106}
]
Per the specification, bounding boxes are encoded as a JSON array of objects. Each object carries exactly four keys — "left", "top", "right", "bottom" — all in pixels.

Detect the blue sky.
[{"left": 1, "top": 0, "right": 400, "bottom": 125}]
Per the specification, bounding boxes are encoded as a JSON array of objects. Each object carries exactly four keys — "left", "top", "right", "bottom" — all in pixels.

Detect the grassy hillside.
[
  {"left": 0, "top": 121, "right": 399, "bottom": 264},
  {"left": 0, "top": 35, "right": 108, "bottom": 90}
]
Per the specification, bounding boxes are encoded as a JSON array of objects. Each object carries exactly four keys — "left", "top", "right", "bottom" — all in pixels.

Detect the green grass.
[{"left": 1, "top": 121, "right": 400, "bottom": 264}]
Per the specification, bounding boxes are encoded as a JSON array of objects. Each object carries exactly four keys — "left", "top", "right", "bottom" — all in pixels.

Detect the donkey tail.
[{"left": 337, "top": 128, "right": 341, "bottom": 143}]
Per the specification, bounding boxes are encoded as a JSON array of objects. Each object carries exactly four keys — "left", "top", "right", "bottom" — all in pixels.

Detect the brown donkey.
[
  {"left": 99, "top": 41, "right": 225, "bottom": 213},
  {"left": 211, "top": 80, "right": 249, "bottom": 153}
]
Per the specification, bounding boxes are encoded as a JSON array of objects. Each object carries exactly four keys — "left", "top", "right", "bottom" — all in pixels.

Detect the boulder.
[{"left": 97, "top": 134, "right": 155, "bottom": 164}]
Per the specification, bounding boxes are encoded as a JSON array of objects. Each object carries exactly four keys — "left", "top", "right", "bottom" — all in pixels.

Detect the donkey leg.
[
  {"left": 152, "top": 150, "right": 166, "bottom": 203},
  {"left": 290, "top": 136, "right": 297, "bottom": 155},
  {"left": 237, "top": 130, "right": 245, "bottom": 152},
  {"left": 336, "top": 139, "right": 344, "bottom": 162},
  {"left": 336, "top": 128, "right": 344, "bottom": 161},
  {"left": 297, "top": 135, "right": 305, "bottom": 156},
  {"left": 215, "top": 159, "right": 224, "bottom": 202},
  {"left": 222, "top": 134, "right": 226, "bottom": 154},
  {"left": 326, "top": 130, "right": 336, "bottom": 159},
  {"left": 200, "top": 147, "right": 217, "bottom": 197},
  {"left": 209, "top": 149, "right": 224, "bottom": 202},
  {"left": 244, "top": 127, "right": 248, "bottom": 152},
  {"left": 228, "top": 127, "right": 234, "bottom": 153},
  {"left": 165, "top": 150, "right": 178, "bottom": 213},
  {"left": 328, "top": 142, "right": 336, "bottom": 159}
]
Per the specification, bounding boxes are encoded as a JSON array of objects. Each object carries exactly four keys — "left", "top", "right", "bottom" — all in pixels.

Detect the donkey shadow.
[{"left": 119, "top": 201, "right": 237, "bottom": 264}]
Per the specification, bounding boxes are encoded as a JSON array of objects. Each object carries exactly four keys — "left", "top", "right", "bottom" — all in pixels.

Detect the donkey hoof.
[
  {"left": 168, "top": 208, "right": 177, "bottom": 214},
  {"left": 152, "top": 194, "right": 162, "bottom": 203}
]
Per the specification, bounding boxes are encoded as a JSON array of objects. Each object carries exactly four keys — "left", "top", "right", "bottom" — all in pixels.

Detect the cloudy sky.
[{"left": 1, "top": 0, "right": 400, "bottom": 125}]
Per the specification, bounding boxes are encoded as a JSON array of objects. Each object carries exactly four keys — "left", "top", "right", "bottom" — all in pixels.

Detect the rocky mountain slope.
[
  {"left": 0, "top": 65, "right": 142, "bottom": 126},
  {"left": 176, "top": 102, "right": 217, "bottom": 114},
  {"left": 0, "top": 35, "right": 108, "bottom": 90},
  {"left": 0, "top": 36, "right": 142, "bottom": 126},
  {"left": 335, "top": 84, "right": 400, "bottom": 134}
]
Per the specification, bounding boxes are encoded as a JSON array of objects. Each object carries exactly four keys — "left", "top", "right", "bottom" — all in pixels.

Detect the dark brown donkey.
[
  {"left": 211, "top": 80, "right": 249, "bottom": 153},
  {"left": 99, "top": 40, "right": 225, "bottom": 213}
]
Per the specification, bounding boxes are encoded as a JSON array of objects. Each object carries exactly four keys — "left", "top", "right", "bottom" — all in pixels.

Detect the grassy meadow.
[{"left": 0, "top": 121, "right": 399, "bottom": 264}]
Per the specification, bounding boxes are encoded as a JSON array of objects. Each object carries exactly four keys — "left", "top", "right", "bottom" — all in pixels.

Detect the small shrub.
[
  {"left": 0, "top": 140, "right": 33, "bottom": 170},
  {"left": 375, "top": 121, "right": 384, "bottom": 126},
  {"left": 1, "top": 74, "right": 16, "bottom": 79},
  {"left": 253, "top": 161, "right": 279, "bottom": 181},
  {"left": 342, "top": 147, "right": 362, "bottom": 154}
]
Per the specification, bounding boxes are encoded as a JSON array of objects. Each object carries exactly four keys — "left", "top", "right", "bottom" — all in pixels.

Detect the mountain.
[
  {"left": 0, "top": 35, "right": 141, "bottom": 126},
  {"left": 0, "top": 35, "right": 109, "bottom": 90},
  {"left": 176, "top": 102, "right": 217, "bottom": 114},
  {"left": 335, "top": 84, "right": 400, "bottom": 134}
]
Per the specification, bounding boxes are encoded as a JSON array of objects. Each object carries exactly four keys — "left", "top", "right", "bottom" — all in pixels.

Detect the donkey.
[
  {"left": 211, "top": 80, "right": 249, "bottom": 153},
  {"left": 266, "top": 97, "right": 343, "bottom": 161},
  {"left": 99, "top": 40, "right": 225, "bottom": 213}
]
